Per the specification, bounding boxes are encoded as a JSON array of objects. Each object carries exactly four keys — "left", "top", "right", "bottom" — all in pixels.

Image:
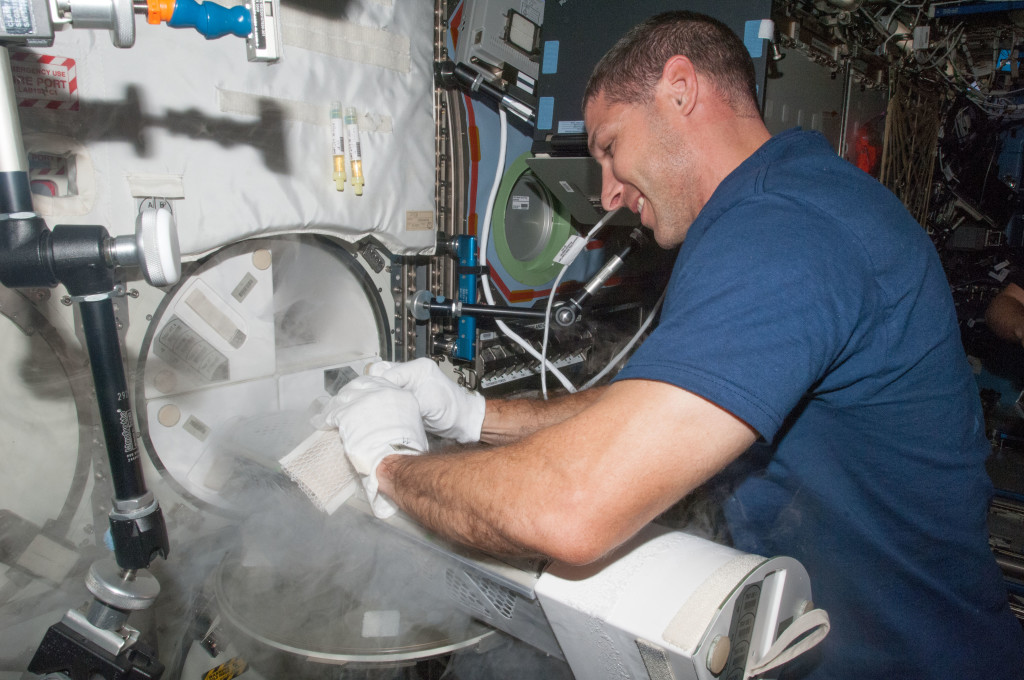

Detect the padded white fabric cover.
[{"left": 15, "top": 0, "right": 435, "bottom": 257}]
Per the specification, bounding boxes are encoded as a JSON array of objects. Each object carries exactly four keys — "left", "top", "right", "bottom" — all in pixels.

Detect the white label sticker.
[
  {"left": 406, "top": 210, "right": 434, "bottom": 231},
  {"left": 16, "top": 535, "right": 79, "bottom": 583},
  {"left": 330, "top": 117, "right": 345, "bottom": 155},
  {"left": 520, "top": 0, "right": 543, "bottom": 24},
  {"left": 232, "top": 273, "right": 257, "bottom": 303},
  {"left": 184, "top": 415, "right": 211, "bottom": 442},
  {"left": 362, "top": 610, "right": 401, "bottom": 637},
  {"left": 553, "top": 235, "right": 586, "bottom": 265},
  {"left": 557, "top": 120, "right": 585, "bottom": 134},
  {"left": 186, "top": 288, "right": 246, "bottom": 349},
  {"left": 511, "top": 195, "right": 530, "bottom": 210}
]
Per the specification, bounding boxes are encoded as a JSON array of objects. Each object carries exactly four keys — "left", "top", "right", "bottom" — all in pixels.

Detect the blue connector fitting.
[
  {"left": 169, "top": 0, "right": 252, "bottom": 39},
  {"left": 454, "top": 235, "right": 478, "bottom": 362}
]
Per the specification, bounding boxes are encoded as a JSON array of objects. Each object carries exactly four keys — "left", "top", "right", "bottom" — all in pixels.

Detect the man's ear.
[{"left": 660, "top": 55, "right": 699, "bottom": 115}]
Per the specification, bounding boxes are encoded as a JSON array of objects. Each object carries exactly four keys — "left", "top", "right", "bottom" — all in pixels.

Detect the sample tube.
[
  {"left": 344, "top": 107, "right": 364, "bottom": 196},
  {"left": 330, "top": 101, "right": 346, "bottom": 191}
]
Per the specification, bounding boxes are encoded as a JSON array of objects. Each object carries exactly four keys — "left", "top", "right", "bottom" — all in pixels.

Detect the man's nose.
[{"left": 601, "top": 165, "right": 624, "bottom": 212}]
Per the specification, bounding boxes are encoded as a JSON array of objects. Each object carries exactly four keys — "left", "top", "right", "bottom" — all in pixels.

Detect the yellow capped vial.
[
  {"left": 330, "top": 101, "right": 346, "bottom": 191},
  {"left": 344, "top": 107, "right": 364, "bottom": 196}
]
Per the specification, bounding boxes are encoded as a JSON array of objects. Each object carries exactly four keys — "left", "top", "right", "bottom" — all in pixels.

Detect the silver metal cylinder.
[
  {"left": 85, "top": 558, "right": 161, "bottom": 611},
  {"left": 67, "top": 0, "right": 118, "bottom": 28},
  {"left": 108, "top": 234, "right": 141, "bottom": 267},
  {"left": 86, "top": 599, "right": 130, "bottom": 631},
  {"left": 67, "top": 0, "right": 135, "bottom": 47},
  {"left": 0, "top": 48, "right": 29, "bottom": 175},
  {"left": 583, "top": 255, "right": 625, "bottom": 297}
]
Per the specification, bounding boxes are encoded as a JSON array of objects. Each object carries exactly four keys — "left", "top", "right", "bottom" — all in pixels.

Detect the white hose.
[
  {"left": 479, "top": 107, "right": 577, "bottom": 393},
  {"left": 540, "top": 209, "right": 619, "bottom": 398},
  {"left": 580, "top": 286, "right": 666, "bottom": 391}
]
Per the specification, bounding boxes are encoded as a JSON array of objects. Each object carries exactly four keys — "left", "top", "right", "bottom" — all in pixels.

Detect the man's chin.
[{"left": 650, "top": 223, "right": 690, "bottom": 249}]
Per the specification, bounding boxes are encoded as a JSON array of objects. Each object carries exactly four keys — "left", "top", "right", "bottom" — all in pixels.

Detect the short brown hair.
[{"left": 584, "top": 11, "right": 758, "bottom": 114}]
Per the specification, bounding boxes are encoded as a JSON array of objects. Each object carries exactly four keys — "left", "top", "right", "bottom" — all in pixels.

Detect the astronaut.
[{"left": 323, "top": 11, "right": 1024, "bottom": 680}]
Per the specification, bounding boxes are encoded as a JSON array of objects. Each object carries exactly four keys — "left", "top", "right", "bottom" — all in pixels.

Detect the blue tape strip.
[
  {"left": 537, "top": 97, "right": 554, "bottom": 131},
  {"left": 744, "top": 20, "right": 764, "bottom": 59},
  {"left": 542, "top": 40, "right": 559, "bottom": 75}
]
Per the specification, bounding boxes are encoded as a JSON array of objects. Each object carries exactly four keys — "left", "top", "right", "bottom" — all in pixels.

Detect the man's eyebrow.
[{"left": 587, "top": 127, "right": 602, "bottom": 155}]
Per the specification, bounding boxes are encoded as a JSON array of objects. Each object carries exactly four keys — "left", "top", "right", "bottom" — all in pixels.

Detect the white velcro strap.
[{"left": 744, "top": 607, "right": 830, "bottom": 679}]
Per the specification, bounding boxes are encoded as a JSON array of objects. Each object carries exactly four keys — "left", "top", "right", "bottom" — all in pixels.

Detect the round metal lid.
[
  {"left": 214, "top": 504, "right": 495, "bottom": 664},
  {"left": 505, "top": 174, "right": 554, "bottom": 263}
]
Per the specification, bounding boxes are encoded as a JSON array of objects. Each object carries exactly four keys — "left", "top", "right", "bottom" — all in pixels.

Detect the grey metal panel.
[{"left": 763, "top": 48, "right": 887, "bottom": 159}]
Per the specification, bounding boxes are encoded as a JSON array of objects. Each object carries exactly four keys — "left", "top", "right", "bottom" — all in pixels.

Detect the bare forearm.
[
  {"left": 481, "top": 386, "right": 607, "bottom": 445},
  {"left": 378, "top": 446, "right": 541, "bottom": 558},
  {"left": 372, "top": 389, "right": 607, "bottom": 557},
  {"left": 377, "top": 380, "right": 758, "bottom": 566}
]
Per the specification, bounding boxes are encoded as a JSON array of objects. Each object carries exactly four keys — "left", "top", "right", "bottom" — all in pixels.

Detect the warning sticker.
[{"left": 10, "top": 51, "right": 78, "bottom": 111}]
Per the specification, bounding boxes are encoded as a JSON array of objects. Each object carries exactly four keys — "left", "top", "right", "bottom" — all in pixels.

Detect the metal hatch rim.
[
  {"left": 132, "top": 233, "right": 393, "bottom": 519},
  {"left": 211, "top": 552, "right": 497, "bottom": 665}
]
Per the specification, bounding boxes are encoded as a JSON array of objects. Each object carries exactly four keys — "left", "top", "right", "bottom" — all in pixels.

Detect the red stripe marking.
[
  {"left": 450, "top": 2, "right": 464, "bottom": 50},
  {"left": 464, "top": 92, "right": 479, "bottom": 236}
]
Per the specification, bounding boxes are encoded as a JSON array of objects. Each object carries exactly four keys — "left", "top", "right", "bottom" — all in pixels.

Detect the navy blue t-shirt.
[{"left": 615, "top": 129, "right": 1024, "bottom": 679}]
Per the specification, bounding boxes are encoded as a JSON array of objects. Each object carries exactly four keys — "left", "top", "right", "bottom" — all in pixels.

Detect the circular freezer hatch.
[
  {"left": 136, "top": 235, "right": 496, "bottom": 667},
  {"left": 135, "top": 235, "right": 391, "bottom": 516}
]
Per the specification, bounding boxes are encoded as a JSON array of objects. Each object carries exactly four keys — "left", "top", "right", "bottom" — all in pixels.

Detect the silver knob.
[{"left": 135, "top": 201, "right": 181, "bottom": 286}]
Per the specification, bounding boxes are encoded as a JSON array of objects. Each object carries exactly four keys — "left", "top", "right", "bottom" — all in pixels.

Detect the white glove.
[
  {"left": 367, "top": 358, "right": 486, "bottom": 443},
  {"left": 318, "top": 375, "right": 427, "bottom": 518}
]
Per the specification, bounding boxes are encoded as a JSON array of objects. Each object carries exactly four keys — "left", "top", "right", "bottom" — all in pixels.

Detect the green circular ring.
[{"left": 492, "top": 152, "right": 573, "bottom": 287}]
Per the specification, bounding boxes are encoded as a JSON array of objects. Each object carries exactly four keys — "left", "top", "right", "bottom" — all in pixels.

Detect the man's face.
[{"left": 584, "top": 91, "right": 701, "bottom": 249}]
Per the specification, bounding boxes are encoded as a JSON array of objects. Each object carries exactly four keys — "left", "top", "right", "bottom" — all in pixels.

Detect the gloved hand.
[
  {"left": 318, "top": 375, "right": 427, "bottom": 518},
  {"left": 367, "top": 358, "right": 486, "bottom": 443}
]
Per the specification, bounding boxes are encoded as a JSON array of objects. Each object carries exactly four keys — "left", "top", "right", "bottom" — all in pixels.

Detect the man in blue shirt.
[{"left": 328, "top": 11, "right": 1024, "bottom": 678}]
